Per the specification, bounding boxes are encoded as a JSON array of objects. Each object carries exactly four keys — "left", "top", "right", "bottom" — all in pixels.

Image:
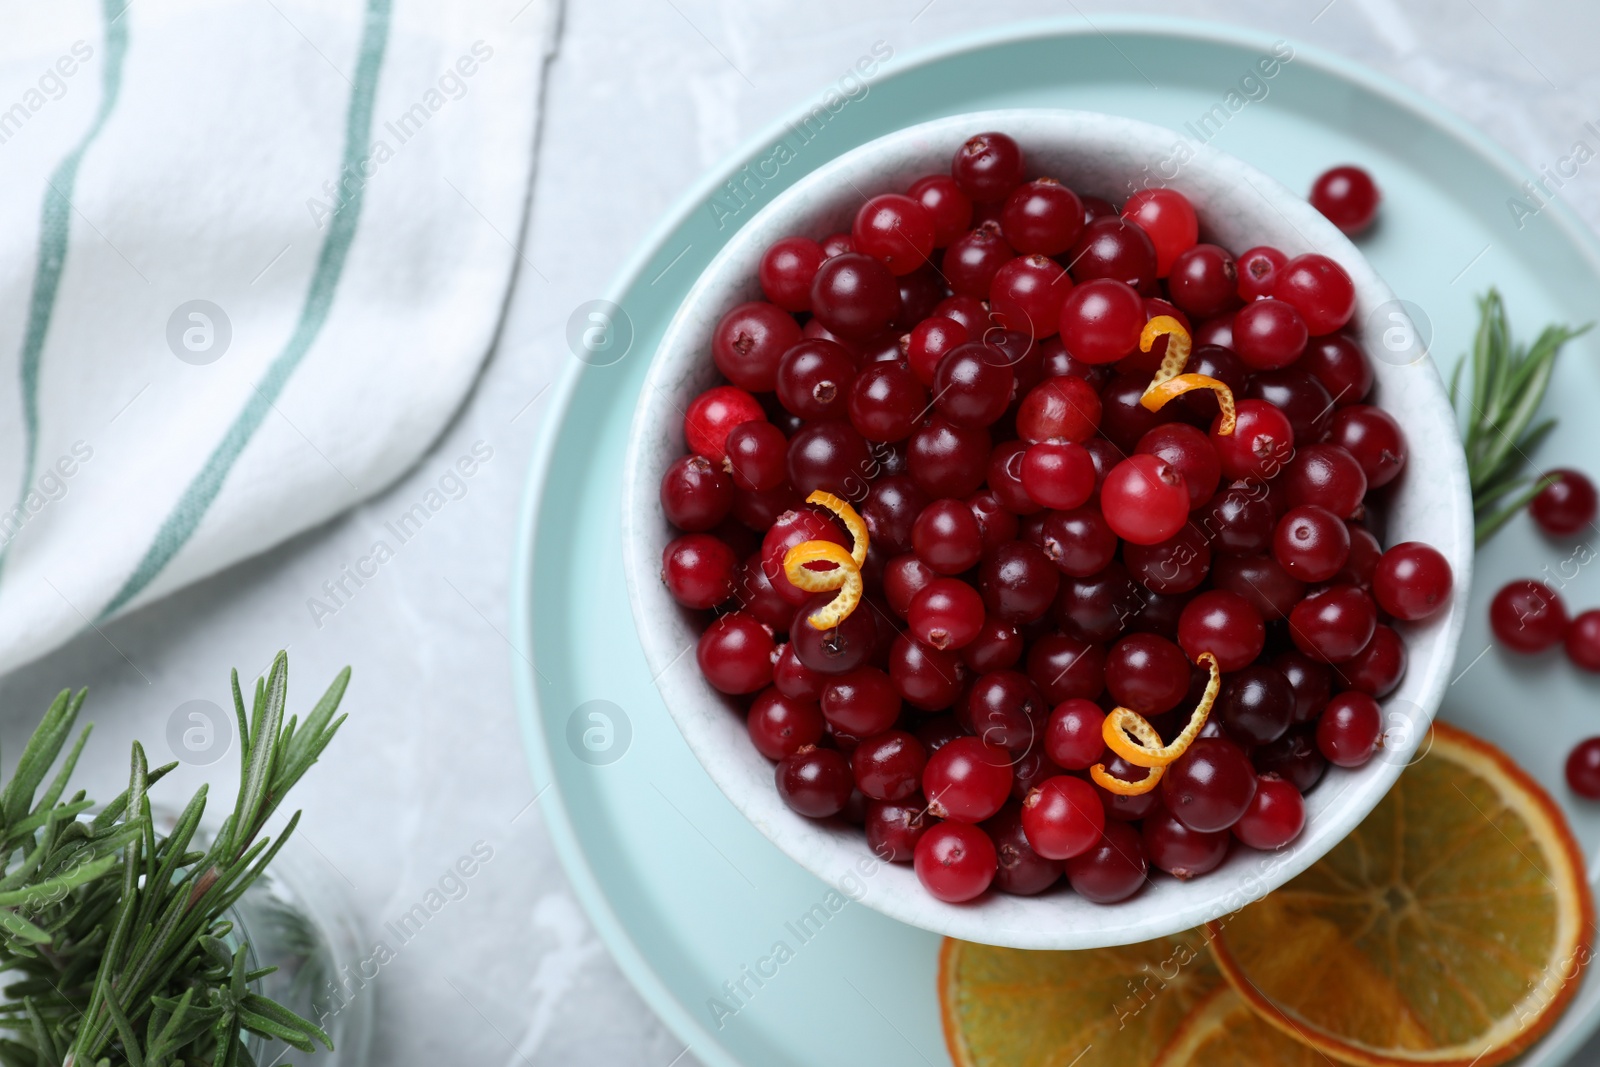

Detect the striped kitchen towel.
[{"left": 0, "top": 0, "right": 554, "bottom": 673}]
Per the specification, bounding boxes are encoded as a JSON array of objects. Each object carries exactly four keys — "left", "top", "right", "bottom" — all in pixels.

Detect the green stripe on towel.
[
  {"left": 102, "top": 0, "right": 393, "bottom": 618},
  {"left": 0, "top": 0, "right": 130, "bottom": 581}
]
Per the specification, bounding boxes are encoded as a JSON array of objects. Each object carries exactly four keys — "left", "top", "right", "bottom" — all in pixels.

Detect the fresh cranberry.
[
  {"left": 747, "top": 688, "right": 824, "bottom": 760},
  {"left": 776, "top": 745, "right": 853, "bottom": 817},
  {"left": 1567, "top": 611, "right": 1600, "bottom": 672},
  {"left": 712, "top": 305, "right": 802, "bottom": 392},
  {"left": 1001, "top": 178, "right": 1085, "bottom": 255},
  {"left": 661, "top": 533, "right": 737, "bottom": 609},
  {"left": 1161, "top": 736, "right": 1257, "bottom": 833},
  {"left": 1272, "top": 253, "right": 1356, "bottom": 336},
  {"left": 1233, "top": 775, "right": 1306, "bottom": 849},
  {"left": 1372, "top": 542, "right": 1453, "bottom": 621},
  {"left": 914, "top": 821, "right": 997, "bottom": 902},
  {"left": 1316, "top": 692, "right": 1383, "bottom": 767},
  {"left": 853, "top": 193, "right": 935, "bottom": 275},
  {"left": 1531, "top": 469, "right": 1598, "bottom": 537},
  {"left": 909, "top": 174, "right": 974, "bottom": 247},
  {"left": 1121, "top": 188, "right": 1199, "bottom": 277},
  {"left": 951, "top": 132, "right": 1025, "bottom": 203},
  {"left": 1101, "top": 455, "right": 1189, "bottom": 545},
  {"left": 1021, "top": 775, "right": 1105, "bottom": 860},
  {"left": 760, "top": 237, "right": 827, "bottom": 312},
  {"left": 1310, "top": 165, "right": 1380, "bottom": 235},
  {"left": 1143, "top": 810, "right": 1230, "bottom": 879},
  {"left": 866, "top": 798, "right": 929, "bottom": 861},
  {"left": 985, "top": 801, "right": 1063, "bottom": 895},
  {"left": 1064, "top": 822, "right": 1148, "bottom": 903},
  {"left": 1289, "top": 585, "right": 1377, "bottom": 663},
  {"left": 1489, "top": 579, "right": 1569, "bottom": 654},
  {"left": 923, "top": 736, "right": 1013, "bottom": 823},
  {"left": 1565, "top": 738, "right": 1600, "bottom": 799}
]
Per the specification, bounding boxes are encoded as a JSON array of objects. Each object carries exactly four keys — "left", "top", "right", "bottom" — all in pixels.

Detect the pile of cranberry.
[{"left": 657, "top": 132, "right": 1454, "bottom": 906}]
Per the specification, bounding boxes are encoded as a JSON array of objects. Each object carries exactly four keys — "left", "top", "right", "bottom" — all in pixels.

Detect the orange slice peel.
[
  {"left": 782, "top": 491, "right": 870, "bottom": 630},
  {"left": 1142, "top": 373, "right": 1237, "bottom": 435},
  {"left": 1140, "top": 314, "right": 1192, "bottom": 386},
  {"left": 1092, "top": 652, "right": 1221, "bottom": 791}
]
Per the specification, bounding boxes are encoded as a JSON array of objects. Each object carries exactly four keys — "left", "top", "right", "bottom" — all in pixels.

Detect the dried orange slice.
[
  {"left": 1152, "top": 987, "right": 1328, "bottom": 1066},
  {"left": 1208, "top": 721, "right": 1594, "bottom": 1067},
  {"left": 941, "top": 933, "right": 1222, "bottom": 1067}
]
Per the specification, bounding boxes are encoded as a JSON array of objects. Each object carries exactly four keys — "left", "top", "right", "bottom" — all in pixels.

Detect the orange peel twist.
[
  {"left": 1090, "top": 652, "right": 1223, "bottom": 794},
  {"left": 782, "top": 491, "right": 870, "bottom": 631},
  {"left": 1136, "top": 316, "right": 1236, "bottom": 435}
]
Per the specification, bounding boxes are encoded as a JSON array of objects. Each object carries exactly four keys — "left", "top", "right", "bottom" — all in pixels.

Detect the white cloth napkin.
[{"left": 0, "top": 0, "right": 554, "bottom": 673}]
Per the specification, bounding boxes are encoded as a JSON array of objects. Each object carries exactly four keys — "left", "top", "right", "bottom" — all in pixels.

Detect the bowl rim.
[{"left": 621, "top": 107, "right": 1475, "bottom": 949}]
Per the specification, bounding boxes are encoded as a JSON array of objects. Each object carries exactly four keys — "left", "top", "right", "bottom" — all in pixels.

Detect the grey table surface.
[{"left": 4, "top": 1, "right": 1599, "bottom": 1063}]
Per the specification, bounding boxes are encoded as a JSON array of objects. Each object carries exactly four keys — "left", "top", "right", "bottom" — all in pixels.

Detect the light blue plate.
[{"left": 511, "top": 18, "right": 1600, "bottom": 1067}]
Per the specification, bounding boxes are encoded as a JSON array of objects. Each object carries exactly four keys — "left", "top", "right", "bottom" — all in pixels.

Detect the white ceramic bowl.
[{"left": 622, "top": 110, "right": 1473, "bottom": 949}]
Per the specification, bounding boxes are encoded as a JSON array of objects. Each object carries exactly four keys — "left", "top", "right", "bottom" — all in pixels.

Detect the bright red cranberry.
[
  {"left": 1212, "top": 399, "right": 1294, "bottom": 482},
  {"left": 1161, "top": 736, "right": 1257, "bottom": 833},
  {"left": 1233, "top": 775, "right": 1306, "bottom": 850},
  {"left": 711, "top": 304, "right": 801, "bottom": 392},
  {"left": 724, "top": 421, "right": 789, "bottom": 493},
  {"left": 820, "top": 232, "right": 854, "bottom": 257},
  {"left": 984, "top": 441, "right": 1037, "bottom": 516},
  {"left": 661, "top": 533, "right": 737, "bottom": 609},
  {"left": 1255, "top": 727, "right": 1328, "bottom": 792},
  {"left": 1167, "top": 244, "right": 1239, "bottom": 318},
  {"left": 1489, "top": 579, "right": 1569, "bottom": 654},
  {"left": 979, "top": 541, "right": 1060, "bottom": 624},
  {"left": 914, "top": 821, "right": 998, "bottom": 902},
  {"left": 1272, "top": 253, "right": 1355, "bottom": 336},
  {"left": 1016, "top": 375, "right": 1102, "bottom": 444},
  {"left": 1236, "top": 245, "right": 1287, "bottom": 302},
  {"left": 866, "top": 798, "right": 929, "bottom": 861},
  {"left": 989, "top": 254, "right": 1069, "bottom": 339},
  {"left": 1289, "top": 585, "right": 1377, "bottom": 663},
  {"left": 1045, "top": 699, "right": 1106, "bottom": 769},
  {"left": 852, "top": 193, "right": 935, "bottom": 275},
  {"left": 951, "top": 131, "right": 1025, "bottom": 203},
  {"left": 1143, "top": 810, "right": 1229, "bottom": 879},
  {"left": 696, "top": 612, "right": 775, "bottom": 694},
  {"left": 1136, "top": 423, "right": 1221, "bottom": 510},
  {"left": 747, "top": 688, "right": 824, "bottom": 760},
  {"left": 1327, "top": 404, "right": 1407, "bottom": 489},
  {"left": 810, "top": 252, "right": 900, "bottom": 339},
  {"left": 759, "top": 236, "right": 827, "bottom": 313},
  {"left": 661, "top": 454, "right": 733, "bottom": 532},
  {"left": 1282, "top": 444, "right": 1367, "bottom": 518},
  {"left": 923, "top": 736, "right": 1013, "bottom": 823},
  {"left": 1068, "top": 216, "right": 1158, "bottom": 290},
  {"left": 821, "top": 667, "right": 902, "bottom": 738},
  {"left": 1310, "top": 165, "right": 1380, "bottom": 235},
  {"left": 985, "top": 802, "right": 1062, "bottom": 895},
  {"left": 909, "top": 174, "right": 973, "bottom": 247},
  {"left": 790, "top": 593, "right": 876, "bottom": 675},
  {"left": 1106, "top": 633, "right": 1190, "bottom": 715},
  {"left": 996, "top": 179, "right": 1082, "bottom": 254},
  {"left": 908, "top": 417, "right": 991, "bottom": 498},
  {"left": 1213, "top": 553, "right": 1304, "bottom": 621},
  {"left": 776, "top": 745, "right": 853, "bottom": 818},
  {"left": 910, "top": 577, "right": 986, "bottom": 651},
  {"left": 1232, "top": 298, "right": 1308, "bottom": 370},
  {"left": 1567, "top": 611, "right": 1600, "bottom": 672},
  {"left": 851, "top": 730, "right": 927, "bottom": 801},
  {"left": 1339, "top": 624, "right": 1407, "bottom": 698},
  {"left": 1274, "top": 505, "right": 1351, "bottom": 583},
  {"left": 1021, "top": 775, "right": 1105, "bottom": 860},
  {"left": 1059, "top": 279, "right": 1145, "bottom": 365},
  {"left": 1064, "top": 821, "right": 1148, "bottom": 903},
  {"left": 776, "top": 339, "right": 854, "bottom": 421},
  {"left": 787, "top": 422, "right": 873, "bottom": 497},
  {"left": 907, "top": 315, "right": 970, "bottom": 386},
  {"left": 685, "top": 385, "right": 765, "bottom": 462},
  {"left": 1531, "top": 469, "right": 1598, "bottom": 537},
  {"left": 1336, "top": 524, "right": 1382, "bottom": 589},
  {"left": 889, "top": 634, "right": 967, "bottom": 711},
  {"left": 913, "top": 499, "right": 984, "bottom": 575},
  {"left": 1301, "top": 334, "right": 1373, "bottom": 407},
  {"left": 1177, "top": 590, "right": 1265, "bottom": 672},
  {"left": 1316, "top": 691, "right": 1383, "bottom": 767},
  {"left": 967, "top": 489, "right": 1020, "bottom": 554},
  {"left": 1124, "top": 524, "right": 1211, "bottom": 595},
  {"left": 1372, "top": 542, "right": 1453, "bottom": 621},
  {"left": 1020, "top": 441, "right": 1095, "bottom": 510},
  {"left": 1101, "top": 455, "right": 1190, "bottom": 545},
  {"left": 1566, "top": 738, "right": 1600, "bottom": 799},
  {"left": 884, "top": 553, "right": 936, "bottom": 617},
  {"left": 1121, "top": 188, "right": 1199, "bottom": 276}
]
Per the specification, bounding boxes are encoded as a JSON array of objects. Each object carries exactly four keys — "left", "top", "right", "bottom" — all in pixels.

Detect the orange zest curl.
[
  {"left": 1090, "top": 652, "right": 1223, "bottom": 793},
  {"left": 1139, "top": 315, "right": 1192, "bottom": 389},
  {"left": 1141, "top": 373, "right": 1237, "bottom": 436},
  {"left": 1090, "top": 761, "right": 1165, "bottom": 796},
  {"left": 781, "top": 491, "right": 870, "bottom": 631}
]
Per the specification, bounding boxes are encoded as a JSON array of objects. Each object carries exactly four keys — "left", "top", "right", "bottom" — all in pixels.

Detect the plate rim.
[{"left": 509, "top": 15, "right": 1600, "bottom": 1067}]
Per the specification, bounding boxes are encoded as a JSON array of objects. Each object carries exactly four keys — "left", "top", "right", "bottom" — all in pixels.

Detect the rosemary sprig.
[
  {"left": 1450, "top": 289, "right": 1589, "bottom": 545},
  {"left": 0, "top": 651, "right": 347, "bottom": 1067}
]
